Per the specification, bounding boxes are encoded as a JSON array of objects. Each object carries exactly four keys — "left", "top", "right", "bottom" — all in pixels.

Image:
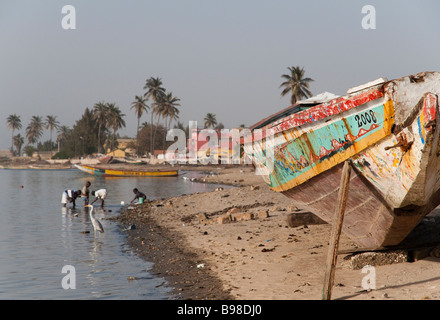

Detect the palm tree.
[
  {"left": 106, "top": 103, "right": 126, "bottom": 152},
  {"left": 280, "top": 66, "right": 314, "bottom": 105},
  {"left": 6, "top": 114, "right": 22, "bottom": 154},
  {"left": 152, "top": 97, "right": 166, "bottom": 152},
  {"left": 130, "top": 95, "right": 149, "bottom": 155},
  {"left": 204, "top": 113, "right": 217, "bottom": 128},
  {"left": 45, "top": 115, "right": 59, "bottom": 156},
  {"left": 161, "top": 92, "right": 181, "bottom": 150},
  {"left": 13, "top": 134, "right": 24, "bottom": 156},
  {"left": 144, "top": 77, "right": 166, "bottom": 105},
  {"left": 57, "top": 125, "right": 71, "bottom": 153},
  {"left": 160, "top": 93, "right": 180, "bottom": 132},
  {"left": 26, "top": 116, "right": 44, "bottom": 157},
  {"left": 92, "top": 101, "right": 109, "bottom": 154},
  {"left": 144, "top": 77, "right": 166, "bottom": 154}
]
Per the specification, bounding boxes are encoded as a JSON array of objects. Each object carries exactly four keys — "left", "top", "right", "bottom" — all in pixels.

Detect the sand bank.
[{"left": 114, "top": 165, "right": 440, "bottom": 300}]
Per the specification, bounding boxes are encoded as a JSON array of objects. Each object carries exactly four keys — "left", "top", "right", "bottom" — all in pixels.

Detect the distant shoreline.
[{"left": 0, "top": 157, "right": 252, "bottom": 172}]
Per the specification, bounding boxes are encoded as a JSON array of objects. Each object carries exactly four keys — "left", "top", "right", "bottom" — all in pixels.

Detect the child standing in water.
[{"left": 81, "top": 181, "right": 91, "bottom": 206}]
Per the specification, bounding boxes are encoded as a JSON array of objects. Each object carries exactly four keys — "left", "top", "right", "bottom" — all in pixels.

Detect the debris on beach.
[
  {"left": 344, "top": 250, "right": 408, "bottom": 270},
  {"left": 123, "top": 224, "right": 136, "bottom": 231}
]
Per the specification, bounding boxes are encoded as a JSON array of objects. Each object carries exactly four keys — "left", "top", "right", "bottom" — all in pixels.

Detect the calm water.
[{"left": 0, "top": 168, "right": 228, "bottom": 299}]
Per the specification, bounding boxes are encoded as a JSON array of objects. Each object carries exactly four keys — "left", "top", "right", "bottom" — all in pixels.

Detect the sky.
[{"left": 0, "top": 0, "right": 439, "bottom": 150}]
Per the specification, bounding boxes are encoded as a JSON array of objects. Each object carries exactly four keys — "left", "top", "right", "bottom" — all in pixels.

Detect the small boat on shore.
[
  {"left": 74, "top": 164, "right": 178, "bottom": 177},
  {"left": 244, "top": 71, "right": 440, "bottom": 248}
]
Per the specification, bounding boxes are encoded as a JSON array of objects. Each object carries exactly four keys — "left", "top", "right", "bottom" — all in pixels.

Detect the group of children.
[{"left": 61, "top": 180, "right": 147, "bottom": 209}]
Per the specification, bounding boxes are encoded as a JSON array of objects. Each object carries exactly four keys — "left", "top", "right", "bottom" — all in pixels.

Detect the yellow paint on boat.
[
  {"left": 270, "top": 100, "right": 394, "bottom": 192},
  {"left": 76, "top": 165, "right": 178, "bottom": 177}
]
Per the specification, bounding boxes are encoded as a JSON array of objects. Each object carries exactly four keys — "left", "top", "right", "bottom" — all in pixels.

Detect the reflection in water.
[{"left": 0, "top": 169, "right": 229, "bottom": 299}]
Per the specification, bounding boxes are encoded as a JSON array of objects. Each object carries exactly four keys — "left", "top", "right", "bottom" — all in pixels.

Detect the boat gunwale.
[{"left": 242, "top": 85, "right": 386, "bottom": 146}]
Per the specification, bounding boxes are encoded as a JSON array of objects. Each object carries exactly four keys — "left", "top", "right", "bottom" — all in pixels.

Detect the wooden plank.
[{"left": 322, "top": 160, "right": 352, "bottom": 300}]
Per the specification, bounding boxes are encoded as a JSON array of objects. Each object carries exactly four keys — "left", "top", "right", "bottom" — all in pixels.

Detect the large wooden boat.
[
  {"left": 244, "top": 71, "right": 440, "bottom": 248},
  {"left": 74, "top": 164, "right": 178, "bottom": 177}
]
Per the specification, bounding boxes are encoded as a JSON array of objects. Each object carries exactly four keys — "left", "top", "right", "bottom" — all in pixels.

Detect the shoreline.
[
  {"left": 113, "top": 165, "right": 257, "bottom": 300},
  {"left": 7, "top": 159, "right": 440, "bottom": 299},
  {"left": 117, "top": 204, "right": 234, "bottom": 300},
  {"left": 113, "top": 164, "right": 440, "bottom": 300}
]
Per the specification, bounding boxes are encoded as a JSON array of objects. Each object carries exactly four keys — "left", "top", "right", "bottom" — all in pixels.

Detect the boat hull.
[
  {"left": 74, "top": 164, "right": 178, "bottom": 177},
  {"left": 245, "top": 72, "right": 440, "bottom": 248},
  {"left": 282, "top": 161, "right": 439, "bottom": 248}
]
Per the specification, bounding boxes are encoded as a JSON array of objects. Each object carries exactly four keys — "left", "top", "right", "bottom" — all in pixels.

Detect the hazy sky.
[{"left": 1, "top": 0, "right": 439, "bottom": 150}]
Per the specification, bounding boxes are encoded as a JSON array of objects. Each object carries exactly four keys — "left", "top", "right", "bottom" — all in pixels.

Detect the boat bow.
[{"left": 244, "top": 72, "right": 440, "bottom": 247}]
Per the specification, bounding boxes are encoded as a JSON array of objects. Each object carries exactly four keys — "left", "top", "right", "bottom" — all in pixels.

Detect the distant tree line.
[
  {"left": 5, "top": 77, "right": 182, "bottom": 159},
  {"left": 6, "top": 66, "right": 312, "bottom": 158}
]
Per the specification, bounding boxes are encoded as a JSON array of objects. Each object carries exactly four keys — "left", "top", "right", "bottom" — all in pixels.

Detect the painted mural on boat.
[{"left": 244, "top": 72, "right": 440, "bottom": 247}]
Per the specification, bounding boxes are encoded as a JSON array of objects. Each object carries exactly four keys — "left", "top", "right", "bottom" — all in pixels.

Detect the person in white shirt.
[
  {"left": 61, "top": 189, "right": 81, "bottom": 209},
  {"left": 90, "top": 189, "right": 107, "bottom": 208}
]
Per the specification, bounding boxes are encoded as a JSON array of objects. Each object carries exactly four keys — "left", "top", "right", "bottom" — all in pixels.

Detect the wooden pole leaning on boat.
[{"left": 322, "top": 160, "right": 352, "bottom": 300}]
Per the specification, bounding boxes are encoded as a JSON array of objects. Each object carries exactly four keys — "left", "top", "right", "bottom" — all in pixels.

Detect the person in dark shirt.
[{"left": 131, "top": 188, "right": 147, "bottom": 204}]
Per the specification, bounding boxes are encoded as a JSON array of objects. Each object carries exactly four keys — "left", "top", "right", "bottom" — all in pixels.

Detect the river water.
[{"left": 0, "top": 168, "right": 228, "bottom": 299}]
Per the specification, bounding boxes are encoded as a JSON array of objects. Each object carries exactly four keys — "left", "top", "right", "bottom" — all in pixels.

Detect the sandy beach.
[{"left": 109, "top": 164, "right": 440, "bottom": 300}]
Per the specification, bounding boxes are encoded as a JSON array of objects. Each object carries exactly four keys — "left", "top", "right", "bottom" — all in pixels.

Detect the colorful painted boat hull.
[
  {"left": 74, "top": 164, "right": 178, "bottom": 177},
  {"left": 245, "top": 72, "right": 440, "bottom": 248}
]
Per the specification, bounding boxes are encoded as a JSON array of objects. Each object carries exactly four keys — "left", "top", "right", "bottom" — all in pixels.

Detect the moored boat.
[
  {"left": 74, "top": 164, "right": 178, "bottom": 177},
  {"left": 244, "top": 71, "right": 440, "bottom": 248}
]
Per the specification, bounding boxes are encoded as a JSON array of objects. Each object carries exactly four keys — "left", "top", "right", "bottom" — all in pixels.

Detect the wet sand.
[{"left": 112, "top": 164, "right": 440, "bottom": 300}]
